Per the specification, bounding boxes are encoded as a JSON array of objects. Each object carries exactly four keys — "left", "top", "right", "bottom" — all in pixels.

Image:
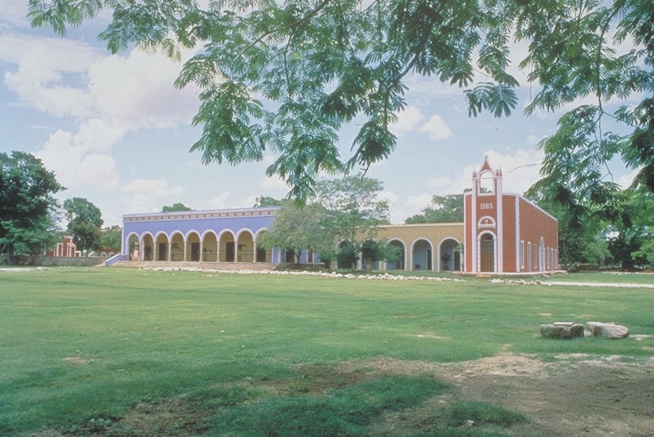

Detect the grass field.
[{"left": 1, "top": 267, "right": 652, "bottom": 436}]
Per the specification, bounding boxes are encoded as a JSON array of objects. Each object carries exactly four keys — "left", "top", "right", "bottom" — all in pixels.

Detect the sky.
[{"left": 0, "top": 3, "right": 638, "bottom": 226}]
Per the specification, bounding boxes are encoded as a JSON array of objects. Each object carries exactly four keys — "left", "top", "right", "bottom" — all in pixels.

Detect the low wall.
[
  {"left": 37, "top": 256, "right": 106, "bottom": 267},
  {"left": 112, "top": 260, "right": 277, "bottom": 271}
]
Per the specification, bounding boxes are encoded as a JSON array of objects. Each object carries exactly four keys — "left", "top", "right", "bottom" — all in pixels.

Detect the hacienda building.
[{"left": 108, "top": 157, "right": 558, "bottom": 273}]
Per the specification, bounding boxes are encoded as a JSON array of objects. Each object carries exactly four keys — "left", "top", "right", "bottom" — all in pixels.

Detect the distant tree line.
[
  {"left": 1, "top": 151, "right": 121, "bottom": 265},
  {"left": 2, "top": 150, "right": 651, "bottom": 270}
]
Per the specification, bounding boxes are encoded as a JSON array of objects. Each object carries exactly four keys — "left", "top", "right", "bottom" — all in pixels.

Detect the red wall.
[{"left": 464, "top": 192, "right": 558, "bottom": 273}]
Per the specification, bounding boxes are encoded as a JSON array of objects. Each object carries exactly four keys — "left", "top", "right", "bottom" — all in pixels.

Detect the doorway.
[{"left": 479, "top": 234, "right": 495, "bottom": 272}]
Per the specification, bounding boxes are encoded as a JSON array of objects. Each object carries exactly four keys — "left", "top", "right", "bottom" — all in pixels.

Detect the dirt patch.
[
  {"left": 328, "top": 353, "right": 654, "bottom": 436},
  {"left": 32, "top": 354, "right": 654, "bottom": 437},
  {"left": 316, "top": 355, "right": 645, "bottom": 436}
]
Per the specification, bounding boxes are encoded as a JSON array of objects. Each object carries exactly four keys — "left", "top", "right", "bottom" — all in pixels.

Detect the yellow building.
[{"left": 370, "top": 223, "right": 464, "bottom": 272}]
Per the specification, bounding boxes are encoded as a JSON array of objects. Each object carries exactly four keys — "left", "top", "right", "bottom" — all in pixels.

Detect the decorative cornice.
[{"left": 123, "top": 207, "right": 280, "bottom": 223}]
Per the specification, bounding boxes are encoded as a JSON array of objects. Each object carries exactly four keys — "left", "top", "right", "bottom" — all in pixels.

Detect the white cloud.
[
  {"left": 209, "top": 192, "right": 231, "bottom": 209},
  {"left": 2, "top": 31, "right": 199, "bottom": 127},
  {"left": 427, "top": 176, "right": 454, "bottom": 189},
  {"left": 379, "top": 190, "right": 399, "bottom": 206},
  {"left": 124, "top": 178, "right": 184, "bottom": 196},
  {"left": 261, "top": 175, "right": 288, "bottom": 191},
  {"left": 0, "top": 4, "right": 28, "bottom": 28},
  {"left": 238, "top": 195, "right": 259, "bottom": 208},
  {"left": 380, "top": 190, "right": 406, "bottom": 224},
  {"left": 75, "top": 154, "right": 119, "bottom": 191},
  {"left": 74, "top": 118, "right": 126, "bottom": 154},
  {"left": 35, "top": 118, "right": 125, "bottom": 191},
  {"left": 405, "top": 193, "right": 433, "bottom": 210},
  {"left": 88, "top": 49, "right": 199, "bottom": 130},
  {"left": 36, "top": 129, "right": 120, "bottom": 191},
  {"left": 526, "top": 134, "right": 543, "bottom": 146},
  {"left": 2, "top": 34, "right": 98, "bottom": 117},
  {"left": 389, "top": 106, "right": 424, "bottom": 137},
  {"left": 122, "top": 178, "right": 185, "bottom": 213},
  {"left": 616, "top": 168, "right": 640, "bottom": 190},
  {"left": 419, "top": 114, "right": 453, "bottom": 140},
  {"left": 2, "top": 29, "right": 203, "bottom": 205},
  {"left": 387, "top": 192, "right": 433, "bottom": 223}
]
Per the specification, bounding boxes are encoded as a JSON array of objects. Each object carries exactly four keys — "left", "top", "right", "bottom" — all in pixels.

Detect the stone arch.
[
  {"left": 154, "top": 232, "right": 169, "bottom": 261},
  {"left": 125, "top": 232, "right": 140, "bottom": 260},
  {"left": 170, "top": 231, "right": 184, "bottom": 262},
  {"left": 236, "top": 229, "right": 255, "bottom": 262},
  {"left": 254, "top": 229, "right": 271, "bottom": 263},
  {"left": 202, "top": 230, "right": 218, "bottom": 262},
  {"left": 438, "top": 238, "right": 461, "bottom": 272},
  {"left": 411, "top": 238, "right": 433, "bottom": 271},
  {"left": 218, "top": 230, "right": 236, "bottom": 262},
  {"left": 478, "top": 232, "right": 496, "bottom": 272},
  {"left": 141, "top": 232, "right": 154, "bottom": 261},
  {"left": 385, "top": 239, "right": 406, "bottom": 271},
  {"left": 186, "top": 230, "right": 201, "bottom": 262}
]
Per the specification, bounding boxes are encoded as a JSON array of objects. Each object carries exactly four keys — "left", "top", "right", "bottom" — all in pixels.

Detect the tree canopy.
[
  {"left": 100, "top": 225, "right": 122, "bottom": 253},
  {"left": 64, "top": 197, "right": 104, "bottom": 254},
  {"left": 162, "top": 203, "right": 192, "bottom": 212},
  {"left": 256, "top": 200, "right": 328, "bottom": 263},
  {"left": 314, "top": 175, "right": 390, "bottom": 269},
  {"left": 27, "top": 0, "right": 654, "bottom": 202},
  {"left": 259, "top": 175, "right": 391, "bottom": 269},
  {"left": 0, "top": 151, "right": 63, "bottom": 263},
  {"left": 405, "top": 194, "right": 464, "bottom": 224}
]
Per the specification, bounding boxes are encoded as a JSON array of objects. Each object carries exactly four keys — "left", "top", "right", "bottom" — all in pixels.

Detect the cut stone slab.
[
  {"left": 586, "top": 321, "right": 629, "bottom": 339},
  {"left": 540, "top": 322, "right": 585, "bottom": 339}
]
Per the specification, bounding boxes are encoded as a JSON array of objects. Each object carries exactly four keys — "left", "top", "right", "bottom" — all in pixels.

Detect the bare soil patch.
[
  {"left": 346, "top": 353, "right": 654, "bottom": 437},
  {"left": 32, "top": 353, "right": 654, "bottom": 436}
]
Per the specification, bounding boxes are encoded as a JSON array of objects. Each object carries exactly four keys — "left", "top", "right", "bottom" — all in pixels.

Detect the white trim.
[
  {"left": 477, "top": 231, "right": 497, "bottom": 272},
  {"left": 496, "top": 186, "right": 503, "bottom": 273},
  {"left": 463, "top": 195, "right": 468, "bottom": 273},
  {"left": 410, "top": 238, "right": 434, "bottom": 271},
  {"left": 515, "top": 196, "right": 520, "bottom": 272},
  {"left": 471, "top": 187, "right": 478, "bottom": 273},
  {"left": 123, "top": 206, "right": 280, "bottom": 220},
  {"left": 437, "top": 237, "right": 462, "bottom": 272},
  {"left": 477, "top": 216, "right": 496, "bottom": 228}
]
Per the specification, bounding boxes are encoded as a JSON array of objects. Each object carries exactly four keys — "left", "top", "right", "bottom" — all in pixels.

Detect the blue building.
[{"left": 108, "top": 207, "right": 288, "bottom": 265}]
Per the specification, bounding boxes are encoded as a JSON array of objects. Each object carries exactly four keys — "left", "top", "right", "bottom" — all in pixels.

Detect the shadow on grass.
[
  {"left": 204, "top": 377, "right": 527, "bottom": 437},
  {"left": 208, "top": 376, "right": 446, "bottom": 436}
]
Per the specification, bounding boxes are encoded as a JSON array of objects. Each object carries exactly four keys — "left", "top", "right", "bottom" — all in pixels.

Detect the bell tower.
[{"left": 468, "top": 156, "right": 504, "bottom": 273}]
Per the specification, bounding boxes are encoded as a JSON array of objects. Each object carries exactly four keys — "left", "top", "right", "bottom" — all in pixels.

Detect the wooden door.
[{"left": 479, "top": 234, "right": 494, "bottom": 272}]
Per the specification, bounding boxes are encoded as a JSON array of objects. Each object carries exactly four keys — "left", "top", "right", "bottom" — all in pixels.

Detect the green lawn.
[{"left": 1, "top": 267, "right": 652, "bottom": 436}]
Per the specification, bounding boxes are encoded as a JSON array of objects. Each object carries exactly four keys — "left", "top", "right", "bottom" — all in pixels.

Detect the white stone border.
[
  {"left": 492, "top": 278, "right": 654, "bottom": 288},
  {"left": 141, "top": 266, "right": 464, "bottom": 282}
]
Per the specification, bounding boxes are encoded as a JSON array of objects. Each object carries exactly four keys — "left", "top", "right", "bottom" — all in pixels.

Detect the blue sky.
[{"left": 0, "top": 3, "right": 637, "bottom": 226}]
